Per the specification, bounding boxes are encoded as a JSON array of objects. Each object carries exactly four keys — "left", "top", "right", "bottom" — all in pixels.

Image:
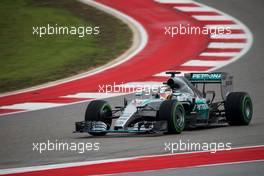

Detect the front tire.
[
  {"left": 85, "top": 100, "right": 112, "bottom": 136},
  {"left": 225, "top": 92, "right": 253, "bottom": 125},
  {"left": 158, "top": 100, "right": 185, "bottom": 134}
]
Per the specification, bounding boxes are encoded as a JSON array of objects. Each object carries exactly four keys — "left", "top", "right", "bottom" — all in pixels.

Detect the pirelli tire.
[
  {"left": 85, "top": 100, "right": 112, "bottom": 136},
  {"left": 225, "top": 92, "right": 253, "bottom": 126},
  {"left": 158, "top": 100, "right": 185, "bottom": 134}
]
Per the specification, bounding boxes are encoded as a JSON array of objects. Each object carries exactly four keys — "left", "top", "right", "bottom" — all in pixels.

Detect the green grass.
[{"left": 0, "top": 0, "right": 132, "bottom": 93}]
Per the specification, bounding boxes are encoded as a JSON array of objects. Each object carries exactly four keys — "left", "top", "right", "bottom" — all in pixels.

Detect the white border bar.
[
  {"left": 200, "top": 52, "right": 239, "bottom": 57},
  {"left": 208, "top": 42, "right": 246, "bottom": 49},
  {"left": 174, "top": 6, "right": 213, "bottom": 12},
  {"left": 182, "top": 60, "right": 228, "bottom": 66},
  {"left": 193, "top": 15, "right": 229, "bottom": 21}
]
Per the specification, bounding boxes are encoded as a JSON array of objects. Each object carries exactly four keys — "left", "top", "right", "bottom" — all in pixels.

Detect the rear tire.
[
  {"left": 158, "top": 100, "right": 185, "bottom": 134},
  {"left": 85, "top": 100, "right": 112, "bottom": 136},
  {"left": 225, "top": 92, "right": 253, "bottom": 125}
]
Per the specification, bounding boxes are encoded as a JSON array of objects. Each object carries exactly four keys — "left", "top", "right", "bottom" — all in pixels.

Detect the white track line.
[
  {"left": 205, "top": 24, "right": 242, "bottom": 30},
  {"left": 208, "top": 42, "right": 246, "bottom": 49},
  {"left": 192, "top": 15, "right": 229, "bottom": 21},
  {"left": 174, "top": 6, "right": 214, "bottom": 12},
  {"left": 155, "top": 0, "right": 194, "bottom": 3},
  {"left": 0, "top": 103, "right": 65, "bottom": 110},
  {"left": 210, "top": 34, "right": 247, "bottom": 39},
  {"left": 182, "top": 60, "right": 228, "bottom": 67},
  {"left": 200, "top": 52, "right": 239, "bottom": 57},
  {"left": 63, "top": 92, "right": 128, "bottom": 99}
]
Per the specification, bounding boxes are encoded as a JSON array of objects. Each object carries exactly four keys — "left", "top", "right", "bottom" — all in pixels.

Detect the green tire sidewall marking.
[
  {"left": 100, "top": 103, "right": 112, "bottom": 115},
  {"left": 242, "top": 96, "right": 252, "bottom": 122},
  {"left": 172, "top": 102, "right": 185, "bottom": 132},
  {"left": 99, "top": 103, "right": 112, "bottom": 130}
]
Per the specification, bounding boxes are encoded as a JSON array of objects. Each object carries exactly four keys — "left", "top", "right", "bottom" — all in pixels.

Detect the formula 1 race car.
[{"left": 74, "top": 72, "right": 253, "bottom": 136}]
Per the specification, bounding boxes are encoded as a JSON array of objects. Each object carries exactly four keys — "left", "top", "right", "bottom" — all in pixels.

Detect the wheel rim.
[
  {"left": 175, "top": 107, "right": 184, "bottom": 128},
  {"left": 100, "top": 104, "right": 112, "bottom": 118},
  {"left": 100, "top": 104, "right": 112, "bottom": 129},
  {"left": 244, "top": 97, "right": 252, "bottom": 120}
]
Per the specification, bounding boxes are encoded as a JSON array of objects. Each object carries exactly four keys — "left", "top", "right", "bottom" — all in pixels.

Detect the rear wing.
[
  {"left": 184, "top": 72, "right": 223, "bottom": 83},
  {"left": 184, "top": 72, "right": 233, "bottom": 100}
]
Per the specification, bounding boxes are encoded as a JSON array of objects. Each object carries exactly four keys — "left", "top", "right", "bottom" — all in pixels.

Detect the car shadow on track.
[
  {"left": 74, "top": 133, "right": 165, "bottom": 139},
  {"left": 73, "top": 125, "right": 229, "bottom": 139}
]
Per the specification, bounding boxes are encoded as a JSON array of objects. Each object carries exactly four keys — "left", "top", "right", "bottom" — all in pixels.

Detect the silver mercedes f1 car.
[{"left": 74, "top": 72, "right": 253, "bottom": 136}]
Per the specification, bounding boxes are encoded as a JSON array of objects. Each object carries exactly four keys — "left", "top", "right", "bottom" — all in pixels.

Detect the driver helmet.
[
  {"left": 167, "top": 77, "right": 185, "bottom": 91},
  {"left": 159, "top": 86, "right": 172, "bottom": 99}
]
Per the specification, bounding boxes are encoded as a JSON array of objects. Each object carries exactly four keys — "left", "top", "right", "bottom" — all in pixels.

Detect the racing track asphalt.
[{"left": 0, "top": 0, "right": 264, "bottom": 175}]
